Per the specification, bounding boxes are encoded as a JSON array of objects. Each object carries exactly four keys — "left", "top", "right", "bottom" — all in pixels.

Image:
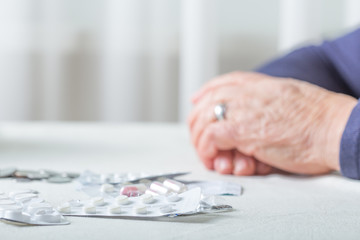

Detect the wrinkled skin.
[{"left": 188, "top": 72, "right": 357, "bottom": 176}]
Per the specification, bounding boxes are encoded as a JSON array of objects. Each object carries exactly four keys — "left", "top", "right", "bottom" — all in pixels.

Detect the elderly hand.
[{"left": 188, "top": 72, "right": 357, "bottom": 175}]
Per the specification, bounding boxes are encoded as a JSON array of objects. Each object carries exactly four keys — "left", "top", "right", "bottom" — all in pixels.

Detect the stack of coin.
[{"left": 0, "top": 167, "right": 79, "bottom": 183}]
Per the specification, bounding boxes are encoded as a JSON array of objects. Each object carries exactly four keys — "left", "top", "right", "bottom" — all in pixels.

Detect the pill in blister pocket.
[
  {"left": 91, "top": 197, "right": 105, "bottom": 206},
  {"left": 57, "top": 203, "right": 71, "bottom": 214},
  {"left": 134, "top": 205, "right": 147, "bottom": 214},
  {"left": 163, "top": 179, "right": 187, "bottom": 193},
  {"left": 27, "top": 202, "right": 53, "bottom": 215},
  {"left": 14, "top": 193, "right": 38, "bottom": 202},
  {"left": 9, "top": 189, "right": 38, "bottom": 198},
  {"left": 167, "top": 193, "right": 181, "bottom": 202},
  {"left": 120, "top": 184, "right": 146, "bottom": 197},
  {"left": 34, "top": 210, "right": 61, "bottom": 223},
  {"left": 145, "top": 189, "right": 159, "bottom": 196},
  {"left": 83, "top": 204, "right": 96, "bottom": 214},
  {"left": 150, "top": 182, "right": 171, "bottom": 195},
  {"left": 159, "top": 205, "right": 173, "bottom": 213},
  {"left": 0, "top": 200, "right": 16, "bottom": 205},
  {"left": 115, "top": 195, "right": 129, "bottom": 205},
  {"left": 108, "top": 205, "right": 121, "bottom": 214},
  {"left": 140, "top": 194, "right": 154, "bottom": 204},
  {"left": 100, "top": 184, "right": 114, "bottom": 193}
]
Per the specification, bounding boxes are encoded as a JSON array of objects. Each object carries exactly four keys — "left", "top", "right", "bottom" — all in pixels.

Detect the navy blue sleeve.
[{"left": 255, "top": 28, "right": 360, "bottom": 179}]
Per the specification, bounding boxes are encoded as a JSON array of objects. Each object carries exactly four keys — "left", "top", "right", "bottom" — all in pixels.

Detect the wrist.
[{"left": 323, "top": 93, "right": 357, "bottom": 171}]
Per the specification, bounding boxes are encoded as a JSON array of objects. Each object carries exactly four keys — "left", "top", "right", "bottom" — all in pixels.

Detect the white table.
[{"left": 1, "top": 123, "right": 360, "bottom": 239}]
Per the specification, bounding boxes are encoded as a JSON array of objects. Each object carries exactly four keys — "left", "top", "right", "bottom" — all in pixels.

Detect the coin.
[
  {"left": 27, "top": 172, "right": 50, "bottom": 180},
  {"left": 47, "top": 176, "right": 72, "bottom": 184},
  {"left": 14, "top": 170, "right": 37, "bottom": 178},
  {"left": 0, "top": 167, "right": 17, "bottom": 178}
]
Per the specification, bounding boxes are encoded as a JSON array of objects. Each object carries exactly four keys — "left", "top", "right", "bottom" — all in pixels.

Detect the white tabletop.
[{"left": 1, "top": 122, "right": 360, "bottom": 239}]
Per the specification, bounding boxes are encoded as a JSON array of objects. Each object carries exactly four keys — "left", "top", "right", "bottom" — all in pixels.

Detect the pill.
[
  {"left": 108, "top": 205, "right": 122, "bottom": 214},
  {"left": 140, "top": 194, "right": 154, "bottom": 204},
  {"left": 27, "top": 202, "right": 53, "bottom": 215},
  {"left": 57, "top": 203, "right": 71, "bottom": 214},
  {"left": 14, "top": 193, "right": 38, "bottom": 202},
  {"left": 150, "top": 182, "right": 171, "bottom": 195},
  {"left": 100, "top": 184, "right": 114, "bottom": 193},
  {"left": 47, "top": 176, "right": 72, "bottom": 184},
  {"left": 159, "top": 205, "right": 173, "bottom": 214},
  {"left": 134, "top": 205, "right": 147, "bottom": 214},
  {"left": 115, "top": 195, "right": 129, "bottom": 205},
  {"left": 0, "top": 191, "right": 4, "bottom": 195},
  {"left": 0, "top": 200, "right": 16, "bottom": 205},
  {"left": 163, "top": 179, "right": 187, "bottom": 193},
  {"left": 83, "top": 204, "right": 96, "bottom": 214},
  {"left": 68, "top": 199, "right": 83, "bottom": 207},
  {"left": 145, "top": 189, "right": 159, "bottom": 196},
  {"left": 167, "top": 193, "right": 181, "bottom": 202},
  {"left": 34, "top": 210, "right": 61, "bottom": 223},
  {"left": 9, "top": 189, "right": 38, "bottom": 198},
  {"left": 120, "top": 184, "right": 146, "bottom": 197},
  {"left": 0, "top": 196, "right": 10, "bottom": 201},
  {"left": 91, "top": 197, "right": 105, "bottom": 206}
]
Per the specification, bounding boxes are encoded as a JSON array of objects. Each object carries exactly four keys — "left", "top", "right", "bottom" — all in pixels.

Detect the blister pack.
[
  {"left": 58, "top": 187, "right": 201, "bottom": 218},
  {"left": 0, "top": 189, "right": 69, "bottom": 225}
]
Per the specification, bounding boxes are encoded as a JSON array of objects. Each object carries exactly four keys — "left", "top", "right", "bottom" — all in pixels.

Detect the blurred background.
[{"left": 0, "top": 0, "right": 359, "bottom": 122}]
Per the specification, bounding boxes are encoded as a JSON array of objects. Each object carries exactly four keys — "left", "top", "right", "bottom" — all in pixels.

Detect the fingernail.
[
  {"left": 215, "top": 158, "right": 230, "bottom": 172},
  {"left": 234, "top": 159, "right": 246, "bottom": 174}
]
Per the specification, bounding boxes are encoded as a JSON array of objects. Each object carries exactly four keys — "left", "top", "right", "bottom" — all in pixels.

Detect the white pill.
[
  {"left": 145, "top": 189, "right": 159, "bottom": 196},
  {"left": 83, "top": 204, "right": 96, "bottom": 214},
  {"left": 91, "top": 197, "right": 105, "bottom": 206},
  {"left": 140, "top": 194, "right": 154, "bottom": 204},
  {"left": 150, "top": 182, "right": 171, "bottom": 195},
  {"left": 57, "top": 203, "right": 71, "bottom": 214},
  {"left": 100, "top": 184, "right": 114, "bottom": 193},
  {"left": 108, "top": 205, "right": 121, "bottom": 214},
  {"left": 34, "top": 210, "right": 61, "bottom": 223},
  {"left": 27, "top": 202, "right": 53, "bottom": 215},
  {"left": 134, "top": 205, "right": 147, "bottom": 214},
  {"left": 115, "top": 195, "right": 129, "bottom": 205},
  {"left": 9, "top": 189, "right": 37, "bottom": 198},
  {"left": 0, "top": 196, "right": 9, "bottom": 201},
  {"left": 14, "top": 193, "right": 38, "bottom": 202},
  {"left": 68, "top": 199, "right": 83, "bottom": 207},
  {"left": 167, "top": 193, "right": 181, "bottom": 202},
  {"left": 0, "top": 191, "right": 4, "bottom": 195},
  {"left": 0, "top": 200, "right": 16, "bottom": 205},
  {"left": 163, "top": 179, "right": 187, "bottom": 193},
  {"left": 159, "top": 205, "right": 173, "bottom": 214}
]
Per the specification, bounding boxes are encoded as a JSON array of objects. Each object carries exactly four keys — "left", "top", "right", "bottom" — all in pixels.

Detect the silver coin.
[
  {"left": 47, "top": 176, "right": 72, "bottom": 183},
  {"left": 14, "top": 170, "right": 37, "bottom": 178},
  {"left": 62, "top": 172, "right": 80, "bottom": 179},
  {"left": 27, "top": 172, "right": 50, "bottom": 180},
  {"left": 0, "top": 167, "right": 17, "bottom": 178}
]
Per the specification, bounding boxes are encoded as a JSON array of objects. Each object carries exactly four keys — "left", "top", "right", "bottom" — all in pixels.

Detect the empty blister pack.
[
  {"left": 58, "top": 187, "right": 201, "bottom": 218},
  {"left": 0, "top": 189, "right": 69, "bottom": 225}
]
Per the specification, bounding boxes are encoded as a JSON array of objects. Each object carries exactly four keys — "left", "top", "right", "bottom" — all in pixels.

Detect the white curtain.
[{"left": 0, "top": 0, "right": 358, "bottom": 122}]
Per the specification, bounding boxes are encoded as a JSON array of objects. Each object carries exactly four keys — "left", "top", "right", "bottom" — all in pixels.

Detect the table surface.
[{"left": 1, "top": 122, "right": 360, "bottom": 240}]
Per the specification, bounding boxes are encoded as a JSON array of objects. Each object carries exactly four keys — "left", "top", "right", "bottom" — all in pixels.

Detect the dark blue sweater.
[{"left": 257, "top": 28, "right": 360, "bottom": 179}]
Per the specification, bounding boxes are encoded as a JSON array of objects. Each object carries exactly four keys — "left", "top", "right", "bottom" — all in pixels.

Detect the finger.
[
  {"left": 191, "top": 72, "right": 262, "bottom": 104},
  {"left": 197, "top": 121, "right": 238, "bottom": 161},
  {"left": 255, "top": 161, "right": 273, "bottom": 175},
  {"left": 232, "top": 151, "right": 256, "bottom": 176},
  {"left": 214, "top": 150, "right": 234, "bottom": 174}
]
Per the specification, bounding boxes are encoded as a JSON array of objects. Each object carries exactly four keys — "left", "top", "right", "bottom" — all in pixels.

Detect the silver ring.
[{"left": 214, "top": 103, "right": 226, "bottom": 121}]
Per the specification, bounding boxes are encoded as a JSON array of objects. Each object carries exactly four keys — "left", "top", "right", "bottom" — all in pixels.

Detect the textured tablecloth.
[{"left": 1, "top": 122, "right": 360, "bottom": 240}]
